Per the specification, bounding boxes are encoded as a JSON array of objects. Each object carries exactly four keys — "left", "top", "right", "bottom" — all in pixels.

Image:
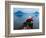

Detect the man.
[{"left": 22, "top": 17, "right": 33, "bottom": 29}]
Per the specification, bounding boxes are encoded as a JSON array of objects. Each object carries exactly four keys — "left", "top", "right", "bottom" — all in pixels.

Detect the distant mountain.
[
  {"left": 14, "top": 11, "right": 24, "bottom": 17},
  {"left": 33, "top": 11, "right": 39, "bottom": 17}
]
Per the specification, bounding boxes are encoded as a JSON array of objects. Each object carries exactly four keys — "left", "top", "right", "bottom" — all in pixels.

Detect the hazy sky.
[{"left": 14, "top": 8, "right": 39, "bottom": 13}]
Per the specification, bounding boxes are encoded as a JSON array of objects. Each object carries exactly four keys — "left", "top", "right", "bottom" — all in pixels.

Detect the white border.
[{"left": 10, "top": 5, "right": 42, "bottom": 33}]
